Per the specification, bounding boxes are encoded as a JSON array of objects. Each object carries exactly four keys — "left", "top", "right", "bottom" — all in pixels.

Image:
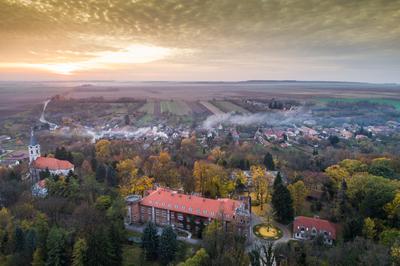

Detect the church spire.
[{"left": 28, "top": 128, "right": 40, "bottom": 163}]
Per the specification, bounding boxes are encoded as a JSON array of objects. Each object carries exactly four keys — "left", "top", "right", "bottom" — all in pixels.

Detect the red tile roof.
[
  {"left": 140, "top": 188, "right": 242, "bottom": 221},
  {"left": 293, "top": 216, "right": 337, "bottom": 239},
  {"left": 32, "top": 157, "right": 74, "bottom": 171}
]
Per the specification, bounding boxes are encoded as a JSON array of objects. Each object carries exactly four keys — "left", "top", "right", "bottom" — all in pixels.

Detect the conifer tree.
[
  {"left": 272, "top": 175, "right": 294, "bottom": 224},
  {"left": 159, "top": 226, "right": 178, "bottom": 265},
  {"left": 46, "top": 227, "right": 67, "bottom": 266},
  {"left": 141, "top": 222, "right": 159, "bottom": 261}
]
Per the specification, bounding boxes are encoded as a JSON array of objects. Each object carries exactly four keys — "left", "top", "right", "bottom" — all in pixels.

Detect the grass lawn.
[{"left": 318, "top": 97, "right": 400, "bottom": 110}]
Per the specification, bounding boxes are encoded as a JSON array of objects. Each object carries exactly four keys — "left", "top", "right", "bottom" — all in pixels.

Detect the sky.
[{"left": 0, "top": 0, "right": 399, "bottom": 82}]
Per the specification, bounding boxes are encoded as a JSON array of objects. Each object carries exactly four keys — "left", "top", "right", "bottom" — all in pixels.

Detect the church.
[{"left": 29, "top": 130, "right": 74, "bottom": 181}]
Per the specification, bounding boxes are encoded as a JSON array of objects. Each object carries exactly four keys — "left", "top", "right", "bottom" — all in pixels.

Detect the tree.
[
  {"left": 178, "top": 248, "right": 209, "bottom": 266},
  {"left": 347, "top": 173, "right": 399, "bottom": 219},
  {"left": 141, "top": 222, "right": 159, "bottom": 261},
  {"left": 384, "top": 192, "right": 400, "bottom": 227},
  {"left": 95, "top": 164, "right": 107, "bottom": 182},
  {"left": 119, "top": 175, "right": 154, "bottom": 197},
  {"left": 124, "top": 114, "right": 130, "bottom": 125},
  {"left": 249, "top": 242, "right": 275, "bottom": 266},
  {"left": 203, "top": 221, "right": 249, "bottom": 266},
  {"left": 159, "top": 226, "right": 178, "bottom": 265},
  {"left": 32, "top": 248, "right": 45, "bottom": 266},
  {"left": 328, "top": 135, "right": 339, "bottom": 146},
  {"left": 72, "top": 238, "right": 87, "bottom": 266},
  {"left": 263, "top": 153, "right": 275, "bottom": 171},
  {"left": 14, "top": 226, "right": 25, "bottom": 252},
  {"left": 95, "top": 140, "right": 111, "bottom": 161},
  {"left": 193, "top": 161, "right": 230, "bottom": 198},
  {"left": 362, "top": 217, "right": 376, "bottom": 240},
  {"left": 86, "top": 226, "right": 112, "bottom": 266},
  {"left": 288, "top": 181, "right": 309, "bottom": 215},
  {"left": 46, "top": 227, "right": 67, "bottom": 266},
  {"left": 251, "top": 166, "right": 269, "bottom": 210},
  {"left": 272, "top": 176, "right": 294, "bottom": 224},
  {"left": 368, "top": 158, "right": 396, "bottom": 179}
]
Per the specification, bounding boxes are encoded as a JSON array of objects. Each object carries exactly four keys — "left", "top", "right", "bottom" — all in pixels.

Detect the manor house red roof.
[
  {"left": 293, "top": 216, "right": 337, "bottom": 239},
  {"left": 32, "top": 157, "right": 74, "bottom": 171},
  {"left": 140, "top": 188, "right": 242, "bottom": 221}
]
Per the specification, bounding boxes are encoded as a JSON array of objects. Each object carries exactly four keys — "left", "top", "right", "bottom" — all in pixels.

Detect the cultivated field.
[
  {"left": 160, "top": 100, "right": 192, "bottom": 115},
  {"left": 212, "top": 100, "right": 250, "bottom": 114},
  {"left": 138, "top": 101, "right": 155, "bottom": 114},
  {"left": 200, "top": 101, "right": 224, "bottom": 115},
  {"left": 318, "top": 97, "right": 400, "bottom": 110}
]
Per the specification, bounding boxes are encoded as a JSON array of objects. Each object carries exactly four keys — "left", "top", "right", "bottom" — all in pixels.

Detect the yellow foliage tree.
[
  {"left": 288, "top": 180, "right": 309, "bottom": 215},
  {"left": 119, "top": 176, "right": 154, "bottom": 197},
  {"left": 251, "top": 165, "right": 268, "bottom": 210},
  {"left": 384, "top": 192, "right": 400, "bottom": 224},
  {"left": 325, "top": 164, "right": 350, "bottom": 183},
  {"left": 95, "top": 139, "right": 111, "bottom": 161},
  {"left": 193, "top": 161, "right": 229, "bottom": 198},
  {"left": 362, "top": 217, "right": 376, "bottom": 240},
  {"left": 116, "top": 159, "right": 138, "bottom": 184}
]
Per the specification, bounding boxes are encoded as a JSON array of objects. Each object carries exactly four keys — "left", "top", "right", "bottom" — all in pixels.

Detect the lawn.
[
  {"left": 318, "top": 97, "right": 400, "bottom": 110},
  {"left": 160, "top": 100, "right": 192, "bottom": 115},
  {"left": 212, "top": 101, "right": 250, "bottom": 114}
]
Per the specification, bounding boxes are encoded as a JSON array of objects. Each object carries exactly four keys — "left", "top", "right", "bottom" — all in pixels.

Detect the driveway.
[{"left": 249, "top": 213, "right": 294, "bottom": 249}]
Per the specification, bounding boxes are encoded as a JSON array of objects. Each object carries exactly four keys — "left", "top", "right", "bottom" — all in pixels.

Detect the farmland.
[
  {"left": 200, "top": 101, "right": 224, "bottom": 115},
  {"left": 138, "top": 101, "right": 155, "bottom": 114},
  {"left": 160, "top": 100, "right": 192, "bottom": 115},
  {"left": 318, "top": 97, "right": 400, "bottom": 110},
  {"left": 211, "top": 100, "right": 250, "bottom": 114}
]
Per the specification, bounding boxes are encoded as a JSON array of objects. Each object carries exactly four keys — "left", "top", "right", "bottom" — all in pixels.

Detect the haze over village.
[{"left": 0, "top": 1, "right": 400, "bottom": 266}]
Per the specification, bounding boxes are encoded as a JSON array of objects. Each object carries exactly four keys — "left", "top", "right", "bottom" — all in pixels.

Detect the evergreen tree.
[
  {"left": 141, "top": 222, "right": 159, "bottom": 261},
  {"left": 273, "top": 172, "right": 283, "bottom": 190},
  {"left": 272, "top": 176, "right": 294, "bottom": 224},
  {"left": 25, "top": 229, "right": 37, "bottom": 259},
  {"left": 105, "top": 166, "right": 118, "bottom": 187},
  {"left": 108, "top": 224, "right": 123, "bottom": 266},
  {"left": 95, "top": 164, "right": 107, "bottom": 182},
  {"left": 14, "top": 226, "right": 25, "bottom": 253},
  {"left": 46, "top": 227, "right": 67, "bottom": 266},
  {"left": 72, "top": 238, "right": 87, "bottom": 266},
  {"left": 159, "top": 226, "right": 178, "bottom": 265},
  {"left": 263, "top": 153, "right": 275, "bottom": 171},
  {"left": 86, "top": 227, "right": 112, "bottom": 266}
]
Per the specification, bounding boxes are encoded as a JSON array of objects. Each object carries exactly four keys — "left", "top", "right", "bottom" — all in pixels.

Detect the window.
[
  {"left": 203, "top": 210, "right": 207, "bottom": 215},
  {"left": 182, "top": 206, "right": 186, "bottom": 210},
  {"left": 188, "top": 207, "right": 193, "bottom": 212},
  {"left": 175, "top": 205, "right": 179, "bottom": 209}
]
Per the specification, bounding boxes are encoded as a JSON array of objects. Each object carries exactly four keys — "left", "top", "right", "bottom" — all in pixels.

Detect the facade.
[
  {"left": 28, "top": 130, "right": 74, "bottom": 181},
  {"left": 126, "top": 188, "right": 251, "bottom": 236},
  {"left": 293, "top": 216, "right": 336, "bottom": 245}
]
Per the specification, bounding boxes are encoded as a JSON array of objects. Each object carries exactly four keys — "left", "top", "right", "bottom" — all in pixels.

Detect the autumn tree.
[
  {"left": 193, "top": 161, "right": 232, "bottom": 198},
  {"left": 251, "top": 166, "right": 269, "bottom": 210},
  {"left": 72, "top": 238, "right": 87, "bottom": 266},
  {"left": 362, "top": 217, "right": 377, "bottom": 240},
  {"left": 95, "top": 139, "right": 111, "bottom": 161},
  {"left": 288, "top": 181, "right": 309, "bottom": 215},
  {"left": 119, "top": 175, "right": 153, "bottom": 197}
]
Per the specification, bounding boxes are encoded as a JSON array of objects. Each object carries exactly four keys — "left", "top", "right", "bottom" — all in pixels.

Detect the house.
[
  {"left": 28, "top": 130, "right": 74, "bottom": 181},
  {"left": 32, "top": 179, "right": 48, "bottom": 197},
  {"left": 293, "top": 216, "right": 336, "bottom": 245},
  {"left": 126, "top": 187, "right": 251, "bottom": 236}
]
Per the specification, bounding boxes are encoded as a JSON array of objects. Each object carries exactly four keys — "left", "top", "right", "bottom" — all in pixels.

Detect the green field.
[
  {"left": 213, "top": 101, "right": 250, "bottom": 114},
  {"left": 318, "top": 97, "right": 400, "bottom": 110},
  {"left": 160, "top": 100, "right": 192, "bottom": 115},
  {"left": 139, "top": 102, "right": 155, "bottom": 114}
]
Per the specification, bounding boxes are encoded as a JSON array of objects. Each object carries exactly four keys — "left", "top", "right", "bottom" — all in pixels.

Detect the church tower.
[{"left": 28, "top": 129, "right": 41, "bottom": 163}]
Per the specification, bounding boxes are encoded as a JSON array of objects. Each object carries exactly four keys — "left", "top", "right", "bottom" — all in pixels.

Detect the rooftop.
[
  {"left": 32, "top": 157, "right": 74, "bottom": 171},
  {"left": 293, "top": 216, "right": 337, "bottom": 239},
  {"left": 140, "top": 188, "right": 244, "bottom": 221}
]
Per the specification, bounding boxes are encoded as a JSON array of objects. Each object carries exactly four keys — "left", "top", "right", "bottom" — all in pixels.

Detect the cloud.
[{"left": 1, "top": 0, "right": 399, "bottom": 81}]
